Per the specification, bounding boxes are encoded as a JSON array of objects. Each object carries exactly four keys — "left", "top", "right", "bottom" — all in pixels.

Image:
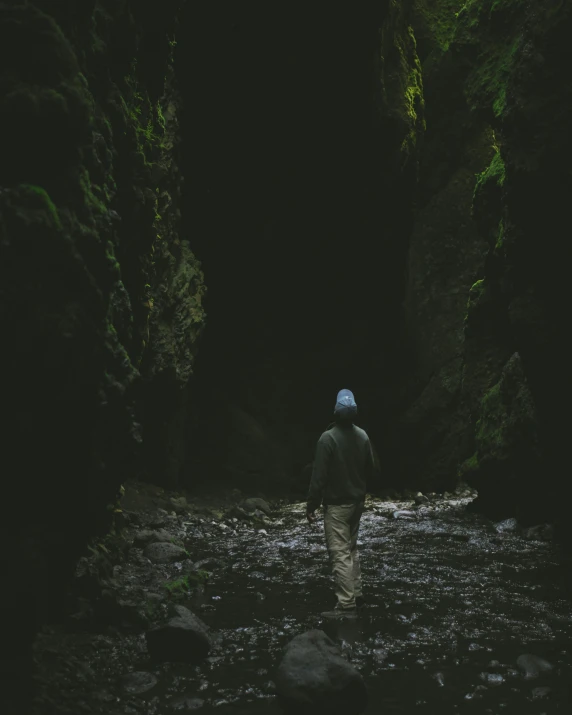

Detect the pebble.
[
  {"left": 480, "top": 672, "right": 504, "bottom": 686},
  {"left": 171, "top": 696, "right": 205, "bottom": 710},
  {"left": 393, "top": 510, "right": 416, "bottom": 520},
  {"left": 120, "top": 671, "right": 158, "bottom": 694}
]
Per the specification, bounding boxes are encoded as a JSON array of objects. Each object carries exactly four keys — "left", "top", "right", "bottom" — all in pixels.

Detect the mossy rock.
[{"left": 474, "top": 352, "right": 538, "bottom": 463}]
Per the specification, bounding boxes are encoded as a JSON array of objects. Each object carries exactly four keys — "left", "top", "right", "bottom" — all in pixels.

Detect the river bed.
[{"left": 33, "top": 485, "right": 572, "bottom": 714}]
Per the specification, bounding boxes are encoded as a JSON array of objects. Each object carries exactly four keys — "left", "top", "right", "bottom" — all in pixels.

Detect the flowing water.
[{"left": 34, "top": 490, "right": 572, "bottom": 714}]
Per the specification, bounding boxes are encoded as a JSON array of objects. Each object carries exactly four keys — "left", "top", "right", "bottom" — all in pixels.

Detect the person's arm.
[
  {"left": 365, "top": 438, "right": 376, "bottom": 487},
  {"left": 306, "top": 434, "right": 332, "bottom": 517}
]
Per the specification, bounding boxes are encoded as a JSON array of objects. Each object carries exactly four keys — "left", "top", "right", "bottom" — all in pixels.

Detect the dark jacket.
[{"left": 306, "top": 423, "right": 375, "bottom": 513}]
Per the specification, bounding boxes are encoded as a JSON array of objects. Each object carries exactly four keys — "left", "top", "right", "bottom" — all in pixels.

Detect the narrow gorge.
[{"left": 1, "top": 1, "right": 571, "bottom": 713}]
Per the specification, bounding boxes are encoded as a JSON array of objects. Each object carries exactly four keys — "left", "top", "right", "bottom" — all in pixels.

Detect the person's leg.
[
  {"left": 324, "top": 504, "right": 356, "bottom": 610},
  {"left": 349, "top": 501, "right": 364, "bottom": 601}
]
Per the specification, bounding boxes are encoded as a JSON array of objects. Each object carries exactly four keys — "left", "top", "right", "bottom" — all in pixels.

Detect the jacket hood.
[{"left": 334, "top": 389, "right": 357, "bottom": 420}]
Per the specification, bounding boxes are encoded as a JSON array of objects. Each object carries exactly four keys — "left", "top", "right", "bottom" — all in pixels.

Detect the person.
[{"left": 306, "top": 389, "right": 375, "bottom": 618}]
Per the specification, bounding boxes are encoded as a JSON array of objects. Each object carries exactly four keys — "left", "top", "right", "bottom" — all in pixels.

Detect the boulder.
[
  {"left": 516, "top": 654, "right": 553, "bottom": 679},
  {"left": 133, "top": 528, "right": 173, "bottom": 547},
  {"left": 143, "top": 542, "right": 188, "bottom": 564},
  {"left": 275, "top": 630, "right": 367, "bottom": 714},
  {"left": 146, "top": 605, "right": 211, "bottom": 663},
  {"left": 243, "top": 497, "right": 272, "bottom": 516}
]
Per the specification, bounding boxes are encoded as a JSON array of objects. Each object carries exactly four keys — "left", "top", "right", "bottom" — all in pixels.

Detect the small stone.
[
  {"left": 171, "top": 696, "right": 205, "bottom": 711},
  {"left": 480, "top": 672, "right": 504, "bottom": 686},
  {"left": 531, "top": 686, "right": 552, "bottom": 700},
  {"left": 190, "top": 557, "right": 225, "bottom": 572},
  {"left": 393, "top": 510, "right": 415, "bottom": 520},
  {"left": 120, "top": 671, "right": 158, "bottom": 694},
  {"left": 134, "top": 528, "right": 173, "bottom": 547},
  {"left": 495, "top": 518, "right": 518, "bottom": 533},
  {"left": 432, "top": 672, "right": 445, "bottom": 687},
  {"left": 143, "top": 542, "right": 188, "bottom": 564},
  {"left": 516, "top": 653, "right": 553, "bottom": 679}
]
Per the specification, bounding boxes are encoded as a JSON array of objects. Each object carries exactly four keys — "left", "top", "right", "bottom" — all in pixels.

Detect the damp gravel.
[{"left": 33, "top": 491, "right": 572, "bottom": 714}]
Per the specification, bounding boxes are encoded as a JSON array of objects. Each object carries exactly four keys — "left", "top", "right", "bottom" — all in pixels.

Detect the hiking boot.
[{"left": 320, "top": 607, "right": 358, "bottom": 619}]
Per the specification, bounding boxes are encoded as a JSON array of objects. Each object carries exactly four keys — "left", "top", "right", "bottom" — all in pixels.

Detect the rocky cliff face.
[
  {"left": 396, "top": 0, "right": 572, "bottom": 526},
  {"left": 0, "top": 0, "right": 204, "bottom": 703}
]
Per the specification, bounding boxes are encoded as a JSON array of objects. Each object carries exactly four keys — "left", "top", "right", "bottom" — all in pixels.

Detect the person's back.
[
  {"left": 306, "top": 389, "right": 375, "bottom": 618},
  {"left": 311, "top": 423, "right": 372, "bottom": 509}
]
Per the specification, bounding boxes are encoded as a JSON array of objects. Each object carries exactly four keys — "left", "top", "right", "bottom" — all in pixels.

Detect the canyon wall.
[
  {"left": 397, "top": 0, "right": 572, "bottom": 526},
  {"left": 0, "top": 0, "right": 204, "bottom": 703}
]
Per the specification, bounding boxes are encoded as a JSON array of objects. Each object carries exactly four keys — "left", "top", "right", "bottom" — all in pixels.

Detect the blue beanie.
[{"left": 334, "top": 389, "right": 357, "bottom": 420}]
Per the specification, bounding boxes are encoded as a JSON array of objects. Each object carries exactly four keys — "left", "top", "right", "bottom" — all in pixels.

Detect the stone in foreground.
[
  {"left": 276, "top": 630, "right": 367, "bottom": 714},
  {"left": 146, "top": 605, "right": 211, "bottom": 663}
]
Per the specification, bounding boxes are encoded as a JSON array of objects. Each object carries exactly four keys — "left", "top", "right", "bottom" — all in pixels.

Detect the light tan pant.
[{"left": 324, "top": 502, "right": 363, "bottom": 609}]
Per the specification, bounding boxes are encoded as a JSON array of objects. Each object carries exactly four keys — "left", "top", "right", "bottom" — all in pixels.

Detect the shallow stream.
[{"left": 34, "top": 489, "right": 572, "bottom": 714}]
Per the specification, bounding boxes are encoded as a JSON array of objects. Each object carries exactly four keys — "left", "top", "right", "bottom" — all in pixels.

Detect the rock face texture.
[
  {"left": 394, "top": 0, "right": 572, "bottom": 526},
  {"left": 0, "top": 0, "right": 204, "bottom": 704}
]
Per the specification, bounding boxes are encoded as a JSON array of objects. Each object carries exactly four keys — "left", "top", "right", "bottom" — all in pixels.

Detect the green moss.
[
  {"left": 452, "top": 0, "right": 527, "bottom": 117},
  {"left": 165, "top": 570, "right": 209, "bottom": 599},
  {"left": 474, "top": 150, "right": 505, "bottom": 192},
  {"left": 469, "top": 278, "right": 486, "bottom": 297},
  {"left": 80, "top": 168, "right": 106, "bottom": 214},
  {"left": 475, "top": 381, "right": 506, "bottom": 454},
  {"left": 18, "top": 184, "right": 61, "bottom": 228},
  {"left": 458, "top": 451, "right": 479, "bottom": 477},
  {"left": 415, "top": 0, "right": 467, "bottom": 52}
]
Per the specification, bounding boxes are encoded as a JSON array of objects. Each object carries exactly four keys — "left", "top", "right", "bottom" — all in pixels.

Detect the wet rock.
[
  {"left": 276, "top": 630, "right": 368, "bottom": 714},
  {"left": 414, "top": 493, "right": 429, "bottom": 505},
  {"left": 523, "top": 524, "right": 555, "bottom": 541},
  {"left": 170, "top": 696, "right": 205, "bottom": 711},
  {"left": 170, "top": 496, "right": 190, "bottom": 514},
  {"left": 464, "top": 685, "right": 487, "bottom": 700},
  {"left": 393, "top": 510, "right": 416, "bottom": 520},
  {"left": 495, "top": 518, "right": 518, "bottom": 533},
  {"left": 133, "top": 528, "right": 173, "bottom": 547},
  {"left": 146, "top": 605, "right": 211, "bottom": 663},
  {"left": 189, "top": 557, "right": 225, "bottom": 572},
  {"left": 480, "top": 672, "right": 504, "bottom": 686},
  {"left": 120, "top": 671, "right": 158, "bottom": 694},
  {"left": 143, "top": 542, "right": 188, "bottom": 564},
  {"left": 516, "top": 654, "right": 553, "bottom": 679},
  {"left": 243, "top": 497, "right": 272, "bottom": 516},
  {"left": 148, "top": 511, "right": 169, "bottom": 528},
  {"left": 531, "top": 686, "right": 552, "bottom": 700}
]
